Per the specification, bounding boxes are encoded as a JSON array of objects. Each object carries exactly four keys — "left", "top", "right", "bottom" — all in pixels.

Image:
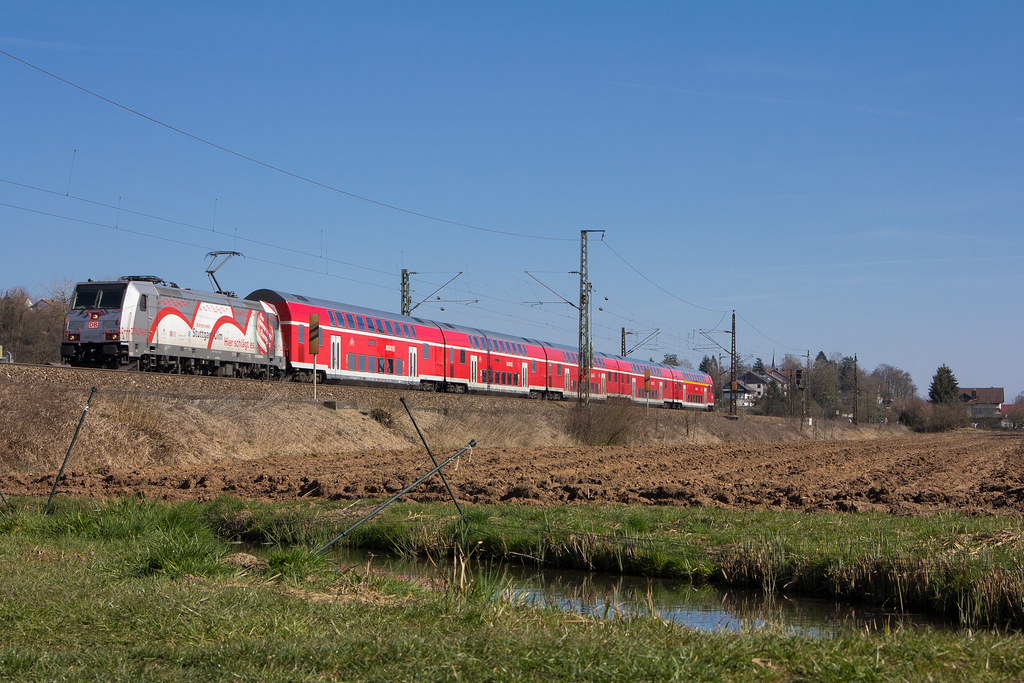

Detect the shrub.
[
  {"left": 566, "top": 402, "right": 637, "bottom": 446},
  {"left": 899, "top": 398, "right": 968, "bottom": 432}
]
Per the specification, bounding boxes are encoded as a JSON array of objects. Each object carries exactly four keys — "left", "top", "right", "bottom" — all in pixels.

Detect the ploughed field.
[{"left": 3, "top": 364, "right": 1023, "bottom": 514}]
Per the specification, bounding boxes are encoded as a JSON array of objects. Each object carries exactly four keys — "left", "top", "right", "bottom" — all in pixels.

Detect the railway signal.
[{"left": 310, "top": 313, "right": 320, "bottom": 400}]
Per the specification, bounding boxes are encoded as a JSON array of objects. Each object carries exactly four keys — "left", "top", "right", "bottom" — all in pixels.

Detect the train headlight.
[
  {"left": 66, "top": 332, "right": 80, "bottom": 342},
  {"left": 105, "top": 331, "right": 120, "bottom": 341}
]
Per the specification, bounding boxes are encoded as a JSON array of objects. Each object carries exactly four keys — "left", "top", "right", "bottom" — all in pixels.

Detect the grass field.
[{"left": 3, "top": 496, "right": 1024, "bottom": 680}]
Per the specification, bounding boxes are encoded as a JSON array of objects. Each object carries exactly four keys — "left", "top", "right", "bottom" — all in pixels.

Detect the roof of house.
[
  {"left": 958, "top": 387, "right": 1005, "bottom": 405},
  {"left": 1000, "top": 404, "right": 1023, "bottom": 415}
]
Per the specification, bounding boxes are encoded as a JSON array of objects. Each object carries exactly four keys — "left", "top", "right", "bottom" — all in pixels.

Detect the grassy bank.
[
  {"left": 200, "top": 496, "right": 1024, "bottom": 629},
  {"left": 2, "top": 497, "right": 1024, "bottom": 680}
]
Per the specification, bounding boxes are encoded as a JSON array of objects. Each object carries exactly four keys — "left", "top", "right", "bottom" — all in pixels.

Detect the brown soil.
[{"left": 3, "top": 364, "right": 1023, "bottom": 514}]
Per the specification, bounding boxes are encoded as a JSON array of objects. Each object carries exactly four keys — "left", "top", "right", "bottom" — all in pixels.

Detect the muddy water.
[{"left": 331, "top": 547, "right": 954, "bottom": 636}]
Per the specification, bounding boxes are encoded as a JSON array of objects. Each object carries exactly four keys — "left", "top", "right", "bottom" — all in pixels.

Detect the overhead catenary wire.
[
  {"left": 1, "top": 53, "right": 806, "bottom": 360},
  {"left": 601, "top": 239, "right": 728, "bottom": 315},
  {"left": 1, "top": 49, "right": 574, "bottom": 243}
]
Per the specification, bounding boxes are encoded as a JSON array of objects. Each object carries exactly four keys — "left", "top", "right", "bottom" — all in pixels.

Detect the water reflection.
[{"left": 331, "top": 547, "right": 953, "bottom": 637}]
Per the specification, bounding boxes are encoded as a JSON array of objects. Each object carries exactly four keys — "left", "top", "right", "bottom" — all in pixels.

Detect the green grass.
[
  {"left": 2, "top": 497, "right": 1024, "bottom": 680},
  {"left": 200, "top": 498, "right": 1024, "bottom": 629}
]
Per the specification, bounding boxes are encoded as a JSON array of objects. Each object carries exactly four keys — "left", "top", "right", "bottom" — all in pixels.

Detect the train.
[{"left": 61, "top": 276, "right": 715, "bottom": 410}]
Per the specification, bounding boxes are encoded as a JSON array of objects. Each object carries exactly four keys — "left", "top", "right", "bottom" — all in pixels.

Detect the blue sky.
[{"left": 2, "top": 2, "right": 1022, "bottom": 400}]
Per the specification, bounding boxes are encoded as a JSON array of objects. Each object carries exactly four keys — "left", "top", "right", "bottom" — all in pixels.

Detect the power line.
[
  {"left": 1, "top": 49, "right": 574, "bottom": 243},
  {"left": 0, "top": 200, "right": 397, "bottom": 292},
  {"left": 0, "top": 119, "right": 427, "bottom": 256},
  {"left": 601, "top": 239, "right": 728, "bottom": 314},
  {"left": 736, "top": 311, "right": 804, "bottom": 352},
  {"left": 0, "top": 176, "right": 397, "bottom": 278}
]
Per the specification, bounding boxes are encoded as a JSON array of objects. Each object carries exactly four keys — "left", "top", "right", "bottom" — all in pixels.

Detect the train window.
[
  {"left": 138, "top": 295, "right": 147, "bottom": 311},
  {"left": 487, "top": 369, "right": 493, "bottom": 383},
  {"left": 513, "top": 373, "right": 519, "bottom": 386},
  {"left": 459, "top": 349, "right": 466, "bottom": 364},
  {"left": 400, "top": 322, "right": 411, "bottom": 338},
  {"left": 396, "top": 358, "right": 403, "bottom": 375},
  {"left": 328, "top": 311, "right": 337, "bottom": 326},
  {"left": 346, "top": 313, "right": 356, "bottom": 329},
  {"left": 384, "top": 320, "right": 394, "bottom": 336},
  {"left": 72, "top": 287, "right": 99, "bottom": 309},
  {"left": 556, "top": 364, "right": 562, "bottom": 376},
  {"left": 348, "top": 353, "right": 355, "bottom": 370},
  {"left": 499, "top": 372, "right": 505, "bottom": 385},
  {"left": 367, "top": 318, "right": 377, "bottom": 333},
  {"left": 379, "top": 358, "right": 388, "bottom": 373},
  {"left": 531, "top": 360, "right": 536, "bottom": 373},
  {"left": 298, "top": 325, "right": 305, "bottom": 344},
  {"left": 374, "top": 318, "right": 385, "bottom": 334},
  {"left": 358, "top": 354, "right": 366, "bottom": 372},
  {"left": 355, "top": 316, "right": 366, "bottom": 332},
  {"left": 450, "top": 348, "right": 455, "bottom": 363},
  {"left": 422, "top": 343, "right": 429, "bottom": 360},
  {"left": 368, "top": 355, "right": 377, "bottom": 373},
  {"left": 410, "top": 325, "right": 417, "bottom": 340}
]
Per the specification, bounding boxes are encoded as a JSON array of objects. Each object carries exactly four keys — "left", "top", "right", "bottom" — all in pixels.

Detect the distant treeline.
[{"left": 0, "top": 284, "right": 71, "bottom": 364}]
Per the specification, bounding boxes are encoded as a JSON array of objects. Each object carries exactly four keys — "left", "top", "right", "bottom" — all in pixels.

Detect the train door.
[
  {"left": 600, "top": 374, "right": 606, "bottom": 395},
  {"left": 409, "top": 347, "right": 418, "bottom": 378},
  {"left": 330, "top": 337, "right": 341, "bottom": 373},
  {"left": 521, "top": 362, "right": 528, "bottom": 388},
  {"left": 564, "top": 369, "right": 570, "bottom": 393},
  {"left": 631, "top": 376, "right": 637, "bottom": 398},
  {"left": 471, "top": 356, "right": 478, "bottom": 385}
]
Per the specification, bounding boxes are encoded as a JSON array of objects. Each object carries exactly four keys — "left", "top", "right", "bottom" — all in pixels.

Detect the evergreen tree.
[
  {"left": 928, "top": 364, "right": 959, "bottom": 404},
  {"left": 752, "top": 357, "right": 766, "bottom": 374},
  {"left": 661, "top": 353, "right": 680, "bottom": 367}
]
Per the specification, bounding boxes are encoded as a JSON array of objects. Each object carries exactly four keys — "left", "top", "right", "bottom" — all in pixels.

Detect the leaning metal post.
[
  {"left": 400, "top": 397, "right": 466, "bottom": 524},
  {"left": 45, "top": 386, "right": 97, "bottom": 514},
  {"left": 316, "top": 439, "right": 476, "bottom": 555}
]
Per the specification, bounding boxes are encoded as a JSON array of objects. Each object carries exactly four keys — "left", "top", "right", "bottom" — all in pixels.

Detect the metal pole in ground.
[
  {"left": 45, "top": 386, "right": 97, "bottom": 514},
  {"left": 400, "top": 397, "right": 466, "bottom": 524},
  {"left": 317, "top": 439, "right": 475, "bottom": 555},
  {"left": 0, "top": 485, "right": 9, "bottom": 510}
]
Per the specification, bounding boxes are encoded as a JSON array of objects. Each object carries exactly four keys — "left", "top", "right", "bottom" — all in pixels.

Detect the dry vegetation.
[
  {"left": 12, "top": 363, "right": 1024, "bottom": 516},
  {"left": 0, "top": 364, "right": 884, "bottom": 476}
]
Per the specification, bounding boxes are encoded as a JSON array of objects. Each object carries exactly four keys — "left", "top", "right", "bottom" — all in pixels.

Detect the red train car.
[{"left": 248, "top": 289, "right": 714, "bottom": 410}]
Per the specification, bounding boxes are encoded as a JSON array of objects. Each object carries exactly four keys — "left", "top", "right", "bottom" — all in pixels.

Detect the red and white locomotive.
[{"left": 63, "top": 277, "right": 714, "bottom": 410}]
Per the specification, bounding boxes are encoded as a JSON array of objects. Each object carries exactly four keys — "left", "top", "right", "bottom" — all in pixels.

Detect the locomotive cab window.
[
  {"left": 72, "top": 283, "right": 126, "bottom": 310},
  {"left": 139, "top": 295, "right": 147, "bottom": 311}
]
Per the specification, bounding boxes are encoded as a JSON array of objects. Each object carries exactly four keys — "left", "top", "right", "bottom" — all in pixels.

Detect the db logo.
[{"left": 88, "top": 321, "right": 99, "bottom": 329}]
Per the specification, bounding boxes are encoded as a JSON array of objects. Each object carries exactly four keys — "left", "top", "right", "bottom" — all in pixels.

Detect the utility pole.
[
  {"left": 802, "top": 350, "right": 809, "bottom": 426},
  {"left": 578, "top": 229, "right": 604, "bottom": 404},
  {"left": 621, "top": 327, "right": 626, "bottom": 357},
  {"left": 853, "top": 353, "right": 859, "bottom": 426},
  {"left": 729, "top": 310, "right": 737, "bottom": 417},
  {"left": 400, "top": 269, "right": 415, "bottom": 316}
]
